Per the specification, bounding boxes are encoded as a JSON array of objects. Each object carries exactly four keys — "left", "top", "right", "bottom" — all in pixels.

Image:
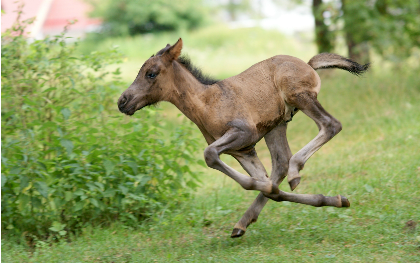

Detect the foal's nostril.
[
  {"left": 121, "top": 95, "right": 127, "bottom": 105},
  {"left": 119, "top": 95, "right": 128, "bottom": 105},
  {"left": 118, "top": 95, "right": 130, "bottom": 111}
]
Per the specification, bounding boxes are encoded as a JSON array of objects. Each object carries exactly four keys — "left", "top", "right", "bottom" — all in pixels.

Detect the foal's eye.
[{"left": 147, "top": 73, "right": 157, "bottom": 79}]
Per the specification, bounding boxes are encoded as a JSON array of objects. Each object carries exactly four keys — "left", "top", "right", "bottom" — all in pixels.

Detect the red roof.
[
  {"left": 44, "top": 0, "right": 101, "bottom": 31},
  {"left": 1, "top": 0, "right": 101, "bottom": 38}
]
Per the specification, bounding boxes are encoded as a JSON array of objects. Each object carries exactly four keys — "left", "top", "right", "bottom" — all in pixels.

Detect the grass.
[
  {"left": 78, "top": 24, "right": 316, "bottom": 81},
  {"left": 3, "top": 25, "right": 420, "bottom": 262}
]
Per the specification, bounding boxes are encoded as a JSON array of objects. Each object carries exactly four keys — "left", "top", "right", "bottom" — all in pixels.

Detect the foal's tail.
[{"left": 308, "top": 53, "right": 370, "bottom": 76}]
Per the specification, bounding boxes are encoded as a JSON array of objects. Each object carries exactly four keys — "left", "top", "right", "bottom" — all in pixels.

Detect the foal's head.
[{"left": 118, "top": 38, "right": 183, "bottom": 115}]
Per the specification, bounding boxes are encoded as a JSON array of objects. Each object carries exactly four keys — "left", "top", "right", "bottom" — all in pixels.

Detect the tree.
[
  {"left": 312, "top": 0, "right": 334, "bottom": 53},
  {"left": 340, "top": 0, "right": 371, "bottom": 63}
]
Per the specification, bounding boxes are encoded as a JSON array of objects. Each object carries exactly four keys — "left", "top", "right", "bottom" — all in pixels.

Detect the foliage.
[
  {"left": 1, "top": 11, "right": 203, "bottom": 238},
  {"left": 341, "top": 0, "right": 420, "bottom": 62},
  {"left": 312, "top": 0, "right": 420, "bottom": 62},
  {"left": 88, "top": 0, "right": 209, "bottom": 36}
]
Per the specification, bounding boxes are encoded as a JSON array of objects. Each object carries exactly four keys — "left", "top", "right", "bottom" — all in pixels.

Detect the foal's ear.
[{"left": 164, "top": 38, "right": 183, "bottom": 61}]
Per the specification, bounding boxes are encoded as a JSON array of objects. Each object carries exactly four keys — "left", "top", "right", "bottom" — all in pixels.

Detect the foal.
[{"left": 118, "top": 39, "right": 369, "bottom": 237}]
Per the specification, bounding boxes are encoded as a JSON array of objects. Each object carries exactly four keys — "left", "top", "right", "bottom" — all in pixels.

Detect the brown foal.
[{"left": 118, "top": 38, "right": 369, "bottom": 238}]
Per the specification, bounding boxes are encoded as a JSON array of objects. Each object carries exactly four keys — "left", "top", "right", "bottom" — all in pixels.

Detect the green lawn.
[{"left": 2, "top": 26, "right": 420, "bottom": 262}]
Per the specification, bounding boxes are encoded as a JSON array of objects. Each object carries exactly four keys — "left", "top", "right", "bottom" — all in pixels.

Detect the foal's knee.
[{"left": 204, "top": 147, "right": 219, "bottom": 167}]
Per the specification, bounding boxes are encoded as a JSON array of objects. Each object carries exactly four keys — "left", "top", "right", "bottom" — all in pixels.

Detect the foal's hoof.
[
  {"left": 231, "top": 228, "right": 246, "bottom": 238},
  {"left": 289, "top": 177, "right": 301, "bottom": 191},
  {"left": 340, "top": 195, "right": 351, "bottom": 207}
]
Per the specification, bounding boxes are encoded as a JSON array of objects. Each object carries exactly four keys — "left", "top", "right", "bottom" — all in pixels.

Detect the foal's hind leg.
[
  {"left": 264, "top": 190, "right": 350, "bottom": 208},
  {"left": 287, "top": 93, "right": 342, "bottom": 190},
  {"left": 204, "top": 127, "right": 278, "bottom": 194},
  {"left": 231, "top": 123, "right": 292, "bottom": 238}
]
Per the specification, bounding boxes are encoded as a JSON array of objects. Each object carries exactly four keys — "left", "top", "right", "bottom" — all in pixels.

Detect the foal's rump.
[
  {"left": 270, "top": 53, "right": 369, "bottom": 110},
  {"left": 270, "top": 55, "right": 322, "bottom": 98}
]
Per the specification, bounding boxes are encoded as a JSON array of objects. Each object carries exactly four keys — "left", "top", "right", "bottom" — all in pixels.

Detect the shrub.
[
  {"left": 89, "top": 0, "right": 209, "bottom": 36},
  {"left": 1, "top": 10, "right": 203, "bottom": 238}
]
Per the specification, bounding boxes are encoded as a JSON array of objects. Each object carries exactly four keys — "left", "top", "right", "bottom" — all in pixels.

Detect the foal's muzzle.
[{"left": 118, "top": 94, "right": 135, "bottom": 115}]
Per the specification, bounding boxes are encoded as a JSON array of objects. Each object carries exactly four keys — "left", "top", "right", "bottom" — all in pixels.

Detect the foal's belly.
[{"left": 250, "top": 98, "right": 288, "bottom": 137}]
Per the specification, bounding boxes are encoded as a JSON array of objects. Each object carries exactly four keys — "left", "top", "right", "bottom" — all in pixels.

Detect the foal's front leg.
[
  {"left": 204, "top": 127, "right": 278, "bottom": 194},
  {"left": 231, "top": 123, "right": 292, "bottom": 238},
  {"left": 264, "top": 191, "right": 350, "bottom": 208}
]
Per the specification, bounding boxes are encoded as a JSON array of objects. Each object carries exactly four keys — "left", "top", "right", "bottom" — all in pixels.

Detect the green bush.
[
  {"left": 89, "top": 0, "right": 209, "bottom": 36},
  {"left": 1, "top": 13, "right": 203, "bottom": 238}
]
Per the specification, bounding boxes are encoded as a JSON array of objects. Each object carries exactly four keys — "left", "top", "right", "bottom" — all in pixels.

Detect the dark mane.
[{"left": 177, "top": 55, "right": 219, "bottom": 85}]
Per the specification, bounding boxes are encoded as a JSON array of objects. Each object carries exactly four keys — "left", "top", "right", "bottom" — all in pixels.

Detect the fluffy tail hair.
[{"left": 308, "top": 53, "right": 370, "bottom": 76}]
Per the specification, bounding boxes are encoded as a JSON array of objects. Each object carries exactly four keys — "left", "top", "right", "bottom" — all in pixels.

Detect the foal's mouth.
[
  {"left": 120, "top": 105, "right": 136, "bottom": 116},
  {"left": 118, "top": 94, "right": 138, "bottom": 115},
  {"left": 118, "top": 100, "right": 148, "bottom": 116}
]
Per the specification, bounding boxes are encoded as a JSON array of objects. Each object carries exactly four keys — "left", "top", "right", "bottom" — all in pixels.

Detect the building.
[{"left": 1, "top": 0, "right": 101, "bottom": 39}]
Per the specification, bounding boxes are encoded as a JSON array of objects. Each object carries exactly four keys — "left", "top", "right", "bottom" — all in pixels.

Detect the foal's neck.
[{"left": 164, "top": 61, "right": 208, "bottom": 124}]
